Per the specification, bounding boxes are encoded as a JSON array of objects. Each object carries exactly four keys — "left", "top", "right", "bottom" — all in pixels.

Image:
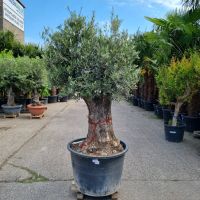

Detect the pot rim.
[
  {"left": 67, "top": 138, "right": 128, "bottom": 159},
  {"left": 164, "top": 124, "right": 185, "bottom": 128},
  {"left": 1, "top": 104, "right": 22, "bottom": 108},
  {"left": 27, "top": 104, "right": 47, "bottom": 109}
]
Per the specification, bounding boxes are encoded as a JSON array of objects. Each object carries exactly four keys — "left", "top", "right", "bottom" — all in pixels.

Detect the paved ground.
[{"left": 0, "top": 100, "right": 200, "bottom": 200}]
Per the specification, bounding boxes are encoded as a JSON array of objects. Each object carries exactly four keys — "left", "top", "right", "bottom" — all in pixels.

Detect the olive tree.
[
  {"left": 0, "top": 52, "right": 48, "bottom": 106},
  {"left": 44, "top": 13, "right": 139, "bottom": 155},
  {"left": 156, "top": 53, "right": 200, "bottom": 126}
]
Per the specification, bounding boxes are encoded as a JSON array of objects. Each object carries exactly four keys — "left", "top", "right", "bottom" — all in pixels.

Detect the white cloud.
[{"left": 109, "top": 0, "right": 182, "bottom": 9}]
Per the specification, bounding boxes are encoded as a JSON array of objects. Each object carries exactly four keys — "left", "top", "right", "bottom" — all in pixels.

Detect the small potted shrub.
[
  {"left": 26, "top": 58, "right": 48, "bottom": 117},
  {"left": 156, "top": 53, "right": 200, "bottom": 142},
  {"left": 44, "top": 12, "right": 139, "bottom": 197},
  {"left": 48, "top": 86, "right": 58, "bottom": 103},
  {"left": 0, "top": 52, "right": 23, "bottom": 116},
  {"left": 40, "top": 86, "right": 50, "bottom": 104}
]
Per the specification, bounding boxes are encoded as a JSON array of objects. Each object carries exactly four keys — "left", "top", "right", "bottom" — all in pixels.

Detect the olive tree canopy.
[{"left": 43, "top": 12, "right": 139, "bottom": 155}]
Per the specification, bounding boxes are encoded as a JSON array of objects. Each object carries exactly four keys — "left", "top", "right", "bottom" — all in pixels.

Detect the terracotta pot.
[{"left": 27, "top": 104, "right": 47, "bottom": 116}]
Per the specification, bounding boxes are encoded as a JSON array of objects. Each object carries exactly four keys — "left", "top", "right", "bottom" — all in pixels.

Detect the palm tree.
[
  {"left": 182, "top": 0, "right": 200, "bottom": 10},
  {"left": 145, "top": 9, "right": 200, "bottom": 59}
]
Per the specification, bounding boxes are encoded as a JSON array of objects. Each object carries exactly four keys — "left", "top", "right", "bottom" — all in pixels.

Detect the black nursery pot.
[
  {"left": 60, "top": 96, "right": 68, "bottom": 102},
  {"left": 132, "top": 96, "right": 138, "bottom": 106},
  {"left": 16, "top": 98, "right": 32, "bottom": 112},
  {"left": 40, "top": 97, "right": 48, "bottom": 105},
  {"left": 144, "top": 101, "right": 154, "bottom": 111},
  {"left": 156, "top": 105, "right": 163, "bottom": 119},
  {"left": 48, "top": 95, "right": 58, "bottom": 103},
  {"left": 164, "top": 124, "right": 185, "bottom": 142},
  {"left": 182, "top": 116, "right": 200, "bottom": 132},
  {"left": 67, "top": 138, "right": 128, "bottom": 197}
]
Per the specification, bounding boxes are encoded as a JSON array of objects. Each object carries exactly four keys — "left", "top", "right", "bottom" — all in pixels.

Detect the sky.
[{"left": 22, "top": 0, "right": 182, "bottom": 45}]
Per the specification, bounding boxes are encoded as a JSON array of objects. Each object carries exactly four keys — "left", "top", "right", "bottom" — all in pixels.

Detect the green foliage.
[
  {"left": 182, "top": 0, "right": 200, "bottom": 10},
  {"left": 0, "top": 30, "right": 43, "bottom": 58},
  {"left": 0, "top": 31, "right": 15, "bottom": 52},
  {"left": 43, "top": 12, "right": 139, "bottom": 100},
  {"left": 0, "top": 52, "right": 48, "bottom": 97},
  {"left": 145, "top": 9, "right": 200, "bottom": 62},
  {"left": 156, "top": 52, "right": 200, "bottom": 105}
]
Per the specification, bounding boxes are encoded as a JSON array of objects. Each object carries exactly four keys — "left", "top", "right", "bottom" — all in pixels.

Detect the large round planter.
[
  {"left": 1, "top": 104, "right": 22, "bottom": 115},
  {"left": 182, "top": 116, "right": 200, "bottom": 132},
  {"left": 48, "top": 96, "right": 58, "bottom": 103},
  {"left": 27, "top": 104, "right": 47, "bottom": 116},
  {"left": 68, "top": 138, "right": 128, "bottom": 197},
  {"left": 144, "top": 101, "right": 154, "bottom": 111},
  {"left": 164, "top": 124, "right": 185, "bottom": 142}
]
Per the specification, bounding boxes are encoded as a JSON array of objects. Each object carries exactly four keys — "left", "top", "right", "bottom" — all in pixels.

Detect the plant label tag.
[
  {"left": 170, "top": 131, "right": 176, "bottom": 134},
  {"left": 92, "top": 159, "right": 100, "bottom": 165}
]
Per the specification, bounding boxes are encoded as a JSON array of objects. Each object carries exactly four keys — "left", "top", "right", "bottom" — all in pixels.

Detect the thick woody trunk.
[
  {"left": 147, "top": 73, "right": 155, "bottom": 102},
  {"left": 143, "top": 73, "right": 148, "bottom": 101},
  {"left": 81, "top": 96, "right": 122, "bottom": 155},
  {"left": 172, "top": 101, "right": 183, "bottom": 126},
  {"left": 7, "top": 87, "right": 15, "bottom": 106}
]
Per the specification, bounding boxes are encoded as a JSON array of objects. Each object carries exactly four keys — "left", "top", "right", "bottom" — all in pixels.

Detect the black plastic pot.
[
  {"left": 0, "top": 99, "right": 7, "bottom": 113},
  {"left": 48, "top": 95, "right": 58, "bottom": 103},
  {"left": 60, "top": 96, "right": 68, "bottom": 102},
  {"left": 164, "top": 124, "right": 185, "bottom": 142},
  {"left": 40, "top": 97, "right": 48, "bottom": 105},
  {"left": 16, "top": 98, "right": 32, "bottom": 112},
  {"left": 132, "top": 96, "right": 138, "bottom": 106},
  {"left": 163, "top": 109, "right": 172, "bottom": 124},
  {"left": 144, "top": 101, "right": 154, "bottom": 111},
  {"left": 182, "top": 116, "right": 200, "bottom": 132},
  {"left": 153, "top": 104, "right": 158, "bottom": 115},
  {"left": 68, "top": 138, "right": 128, "bottom": 197},
  {"left": 156, "top": 105, "right": 163, "bottom": 119}
]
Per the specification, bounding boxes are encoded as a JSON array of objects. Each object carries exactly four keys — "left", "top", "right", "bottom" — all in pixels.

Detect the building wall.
[
  {"left": 0, "top": 0, "right": 24, "bottom": 43},
  {"left": 3, "top": 18, "right": 24, "bottom": 43}
]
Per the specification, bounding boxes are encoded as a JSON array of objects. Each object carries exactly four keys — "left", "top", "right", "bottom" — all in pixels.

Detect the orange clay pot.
[{"left": 27, "top": 104, "right": 47, "bottom": 116}]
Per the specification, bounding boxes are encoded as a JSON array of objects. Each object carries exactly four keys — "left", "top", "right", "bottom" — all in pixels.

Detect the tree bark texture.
[
  {"left": 143, "top": 72, "right": 148, "bottom": 101},
  {"left": 80, "top": 97, "right": 122, "bottom": 155},
  {"left": 172, "top": 101, "right": 183, "bottom": 126},
  {"left": 147, "top": 73, "right": 155, "bottom": 102},
  {"left": 7, "top": 87, "right": 15, "bottom": 106}
]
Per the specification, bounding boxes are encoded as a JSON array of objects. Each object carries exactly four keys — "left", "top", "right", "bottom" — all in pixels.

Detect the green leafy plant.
[
  {"left": 0, "top": 52, "right": 48, "bottom": 106},
  {"left": 156, "top": 52, "right": 200, "bottom": 126},
  {"left": 44, "top": 12, "right": 139, "bottom": 155}
]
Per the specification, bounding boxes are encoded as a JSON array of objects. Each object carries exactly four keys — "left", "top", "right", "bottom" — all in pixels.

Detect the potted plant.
[
  {"left": 26, "top": 57, "right": 48, "bottom": 117},
  {"left": 156, "top": 53, "right": 200, "bottom": 142},
  {"left": 48, "top": 86, "right": 58, "bottom": 103},
  {"left": 40, "top": 86, "right": 50, "bottom": 104},
  {"left": 44, "top": 12, "right": 139, "bottom": 197},
  {"left": 0, "top": 52, "right": 23, "bottom": 116}
]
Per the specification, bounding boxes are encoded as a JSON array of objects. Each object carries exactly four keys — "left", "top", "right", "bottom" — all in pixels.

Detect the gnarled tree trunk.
[
  {"left": 7, "top": 87, "right": 15, "bottom": 106},
  {"left": 147, "top": 73, "right": 155, "bottom": 102},
  {"left": 172, "top": 101, "right": 183, "bottom": 126},
  {"left": 80, "top": 96, "right": 122, "bottom": 156}
]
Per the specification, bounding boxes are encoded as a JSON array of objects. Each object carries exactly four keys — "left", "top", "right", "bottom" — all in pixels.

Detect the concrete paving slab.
[{"left": 0, "top": 100, "right": 200, "bottom": 199}]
